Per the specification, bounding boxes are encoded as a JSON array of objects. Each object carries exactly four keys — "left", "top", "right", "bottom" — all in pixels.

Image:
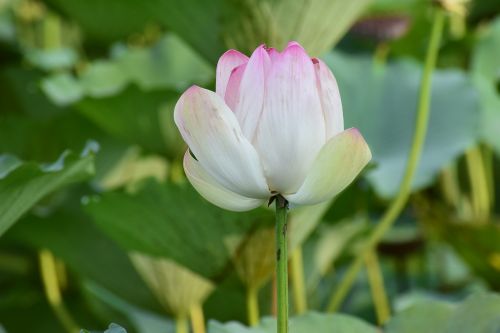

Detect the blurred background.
[{"left": 0, "top": 0, "right": 499, "bottom": 332}]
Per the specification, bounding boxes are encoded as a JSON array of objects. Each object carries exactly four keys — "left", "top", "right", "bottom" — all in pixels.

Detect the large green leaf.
[
  {"left": 445, "top": 293, "right": 500, "bottom": 333},
  {"left": 7, "top": 209, "right": 161, "bottom": 312},
  {"left": 385, "top": 299, "right": 454, "bottom": 333},
  {"left": 0, "top": 66, "right": 105, "bottom": 162},
  {"left": 472, "top": 17, "right": 500, "bottom": 156},
  {"left": 443, "top": 223, "right": 500, "bottom": 289},
  {"left": 44, "top": 0, "right": 224, "bottom": 62},
  {"left": 0, "top": 111, "right": 103, "bottom": 163},
  {"left": 45, "top": 0, "right": 154, "bottom": 44},
  {"left": 146, "top": 0, "right": 223, "bottom": 63},
  {"left": 76, "top": 86, "right": 181, "bottom": 157},
  {"left": 156, "top": 0, "right": 371, "bottom": 61},
  {"left": 324, "top": 51, "right": 480, "bottom": 198},
  {"left": 0, "top": 66, "right": 62, "bottom": 119},
  {"left": 0, "top": 146, "right": 95, "bottom": 236},
  {"left": 85, "top": 179, "right": 274, "bottom": 279},
  {"left": 385, "top": 293, "right": 500, "bottom": 333},
  {"left": 0, "top": 287, "right": 96, "bottom": 333},
  {"left": 47, "top": 0, "right": 370, "bottom": 63},
  {"left": 208, "top": 312, "right": 377, "bottom": 333},
  {"left": 83, "top": 281, "right": 174, "bottom": 333}
]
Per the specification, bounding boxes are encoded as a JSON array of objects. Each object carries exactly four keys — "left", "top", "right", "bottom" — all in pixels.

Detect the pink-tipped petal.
[
  {"left": 253, "top": 42, "right": 325, "bottom": 194},
  {"left": 216, "top": 50, "right": 248, "bottom": 98},
  {"left": 314, "top": 58, "right": 344, "bottom": 139},
  {"left": 266, "top": 47, "right": 280, "bottom": 62},
  {"left": 174, "top": 86, "right": 269, "bottom": 198},
  {"left": 183, "top": 152, "right": 265, "bottom": 211},
  {"left": 285, "top": 128, "right": 372, "bottom": 205},
  {"left": 231, "top": 45, "right": 271, "bottom": 140},
  {"left": 224, "top": 63, "right": 246, "bottom": 111},
  {"left": 286, "top": 41, "right": 303, "bottom": 49}
]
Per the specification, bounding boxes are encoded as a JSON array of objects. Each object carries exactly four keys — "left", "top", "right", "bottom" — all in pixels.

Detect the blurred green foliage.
[{"left": 0, "top": 0, "right": 499, "bottom": 332}]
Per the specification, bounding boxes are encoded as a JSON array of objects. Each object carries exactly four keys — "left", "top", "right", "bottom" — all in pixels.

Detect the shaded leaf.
[
  {"left": 0, "top": 146, "right": 95, "bottom": 236},
  {"left": 443, "top": 223, "right": 500, "bottom": 289},
  {"left": 77, "top": 86, "right": 179, "bottom": 156},
  {"left": 83, "top": 281, "right": 174, "bottom": 333},
  {"left": 46, "top": 0, "right": 154, "bottom": 44},
  {"left": 7, "top": 209, "right": 162, "bottom": 312},
  {"left": 85, "top": 179, "right": 274, "bottom": 279},
  {"left": 224, "top": 0, "right": 372, "bottom": 56},
  {"left": 47, "top": 0, "right": 371, "bottom": 63}
]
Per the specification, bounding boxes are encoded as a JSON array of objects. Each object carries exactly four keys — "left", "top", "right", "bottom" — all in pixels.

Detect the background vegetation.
[{"left": 0, "top": 0, "right": 499, "bottom": 332}]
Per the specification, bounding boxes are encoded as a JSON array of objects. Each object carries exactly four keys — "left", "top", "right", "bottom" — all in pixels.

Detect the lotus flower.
[{"left": 174, "top": 42, "right": 371, "bottom": 211}]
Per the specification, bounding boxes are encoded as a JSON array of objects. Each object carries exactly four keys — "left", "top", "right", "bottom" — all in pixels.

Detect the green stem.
[
  {"left": 43, "top": 14, "right": 61, "bottom": 50},
  {"left": 246, "top": 287, "right": 260, "bottom": 326},
  {"left": 465, "top": 146, "right": 490, "bottom": 222},
  {"left": 373, "top": 42, "right": 390, "bottom": 66},
  {"left": 39, "top": 250, "right": 79, "bottom": 333},
  {"left": 440, "top": 163, "right": 461, "bottom": 210},
  {"left": 275, "top": 195, "right": 289, "bottom": 333},
  {"left": 176, "top": 313, "right": 189, "bottom": 333},
  {"left": 482, "top": 145, "right": 495, "bottom": 204},
  {"left": 190, "top": 303, "right": 206, "bottom": 333},
  {"left": 327, "top": 9, "right": 446, "bottom": 312},
  {"left": 364, "top": 250, "right": 390, "bottom": 325},
  {"left": 290, "top": 247, "right": 307, "bottom": 314}
]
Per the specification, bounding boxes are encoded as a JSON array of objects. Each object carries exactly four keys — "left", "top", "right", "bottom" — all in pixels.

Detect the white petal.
[
  {"left": 174, "top": 86, "right": 269, "bottom": 198},
  {"left": 313, "top": 58, "right": 344, "bottom": 139},
  {"left": 216, "top": 50, "right": 248, "bottom": 98},
  {"left": 183, "top": 152, "right": 265, "bottom": 211},
  {"left": 286, "top": 128, "right": 371, "bottom": 206},
  {"left": 254, "top": 43, "right": 325, "bottom": 194},
  {"left": 231, "top": 45, "right": 270, "bottom": 139}
]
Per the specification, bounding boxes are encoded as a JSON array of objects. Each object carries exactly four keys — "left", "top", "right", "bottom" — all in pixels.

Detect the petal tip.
[
  {"left": 222, "top": 49, "right": 244, "bottom": 56},
  {"left": 218, "top": 49, "right": 249, "bottom": 62},
  {"left": 254, "top": 44, "right": 270, "bottom": 56},
  {"left": 247, "top": 44, "right": 271, "bottom": 68},
  {"left": 350, "top": 127, "right": 361, "bottom": 136},
  {"left": 185, "top": 84, "right": 201, "bottom": 95},
  {"left": 286, "top": 41, "right": 303, "bottom": 49},
  {"left": 350, "top": 128, "right": 372, "bottom": 161},
  {"left": 282, "top": 41, "right": 310, "bottom": 60}
]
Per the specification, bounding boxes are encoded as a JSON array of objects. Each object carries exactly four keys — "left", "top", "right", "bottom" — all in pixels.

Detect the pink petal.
[
  {"left": 266, "top": 47, "right": 280, "bottom": 62},
  {"left": 224, "top": 63, "right": 246, "bottom": 111},
  {"left": 216, "top": 50, "right": 248, "bottom": 98},
  {"left": 231, "top": 45, "right": 271, "bottom": 140},
  {"left": 286, "top": 41, "right": 302, "bottom": 48},
  {"left": 313, "top": 58, "right": 344, "bottom": 139},
  {"left": 253, "top": 42, "right": 325, "bottom": 194}
]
